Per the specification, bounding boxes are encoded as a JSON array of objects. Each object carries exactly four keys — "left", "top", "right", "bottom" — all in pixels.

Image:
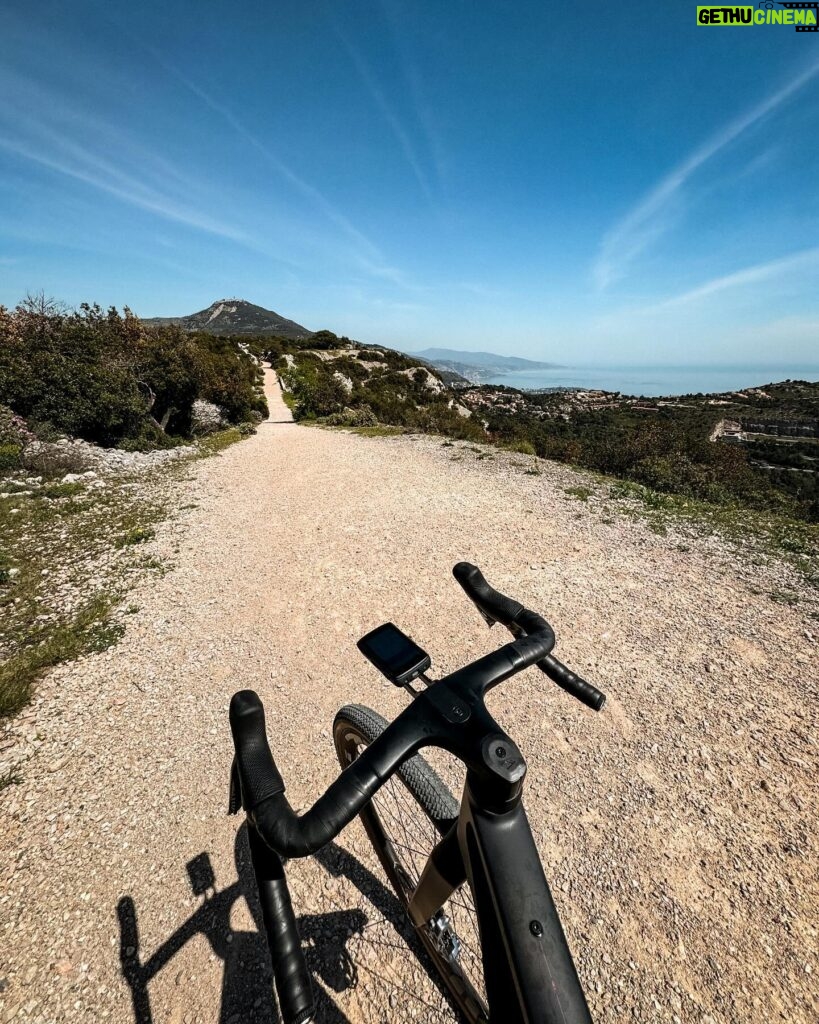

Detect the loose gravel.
[{"left": 1, "top": 372, "right": 816, "bottom": 1024}]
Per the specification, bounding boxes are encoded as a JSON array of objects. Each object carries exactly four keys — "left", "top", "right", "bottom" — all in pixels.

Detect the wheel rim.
[{"left": 352, "top": 737, "right": 489, "bottom": 1023}]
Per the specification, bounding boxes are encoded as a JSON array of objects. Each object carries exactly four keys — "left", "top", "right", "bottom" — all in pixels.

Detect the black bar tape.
[
  {"left": 539, "top": 655, "right": 606, "bottom": 711},
  {"left": 248, "top": 826, "right": 315, "bottom": 1024},
  {"left": 229, "top": 690, "right": 286, "bottom": 810},
  {"left": 453, "top": 562, "right": 524, "bottom": 626}
]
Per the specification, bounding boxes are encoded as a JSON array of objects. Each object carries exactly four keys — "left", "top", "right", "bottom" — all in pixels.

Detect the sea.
[{"left": 483, "top": 365, "right": 819, "bottom": 398}]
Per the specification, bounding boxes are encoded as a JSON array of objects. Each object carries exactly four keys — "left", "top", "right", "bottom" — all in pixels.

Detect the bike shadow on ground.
[{"left": 116, "top": 823, "right": 435, "bottom": 1024}]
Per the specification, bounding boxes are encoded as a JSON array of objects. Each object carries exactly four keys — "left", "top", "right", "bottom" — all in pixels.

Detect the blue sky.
[{"left": 1, "top": 0, "right": 817, "bottom": 365}]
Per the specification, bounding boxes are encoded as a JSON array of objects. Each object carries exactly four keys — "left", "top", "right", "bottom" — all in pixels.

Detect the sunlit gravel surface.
[{"left": 1, "top": 372, "right": 816, "bottom": 1024}]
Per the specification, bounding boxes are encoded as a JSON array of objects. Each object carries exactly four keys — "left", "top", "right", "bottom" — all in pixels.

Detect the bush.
[
  {"left": 0, "top": 442, "right": 21, "bottom": 470},
  {"left": 117, "top": 427, "right": 185, "bottom": 452},
  {"left": 191, "top": 399, "right": 225, "bottom": 436},
  {"left": 0, "top": 298, "right": 267, "bottom": 450},
  {"left": 323, "top": 405, "right": 379, "bottom": 427},
  {"left": 115, "top": 526, "right": 155, "bottom": 548},
  {"left": 280, "top": 356, "right": 347, "bottom": 418},
  {"left": 21, "top": 442, "right": 96, "bottom": 478},
  {"left": 0, "top": 404, "right": 33, "bottom": 447}
]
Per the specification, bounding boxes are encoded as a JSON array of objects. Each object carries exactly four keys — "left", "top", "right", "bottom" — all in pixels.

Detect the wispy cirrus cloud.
[
  {"left": 375, "top": 0, "right": 448, "bottom": 181},
  {"left": 0, "top": 62, "right": 403, "bottom": 284},
  {"left": 593, "top": 60, "right": 819, "bottom": 290},
  {"left": 332, "top": 20, "right": 434, "bottom": 201},
  {"left": 645, "top": 245, "right": 819, "bottom": 311},
  {"left": 143, "top": 47, "right": 413, "bottom": 288},
  {"left": 0, "top": 132, "right": 252, "bottom": 246},
  {"left": 0, "top": 68, "right": 260, "bottom": 248}
]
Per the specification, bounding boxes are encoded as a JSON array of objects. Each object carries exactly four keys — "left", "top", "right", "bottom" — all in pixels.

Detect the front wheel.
[{"left": 333, "top": 704, "right": 488, "bottom": 1023}]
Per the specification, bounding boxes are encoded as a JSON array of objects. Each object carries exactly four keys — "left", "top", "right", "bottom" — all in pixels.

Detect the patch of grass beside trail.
[
  {"left": 0, "top": 473, "right": 171, "bottom": 719},
  {"left": 493, "top": 451, "right": 818, "bottom": 592},
  {"left": 306, "top": 423, "right": 410, "bottom": 438},
  {"left": 0, "top": 428, "right": 257, "bottom": 719},
  {"left": 574, "top": 474, "right": 819, "bottom": 594},
  {"left": 344, "top": 425, "right": 409, "bottom": 438},
  {"left": 0, "top": 595, "right": 123, "bottom": 718},
  {"left": 115, "top": 526, "right": 155, "bottom": 548},
  {"left": 197, "top": 426, "right": 245, "bottom": 455},
  {"left": 564, "top": 485, "right": 593, "bottom": 502}
]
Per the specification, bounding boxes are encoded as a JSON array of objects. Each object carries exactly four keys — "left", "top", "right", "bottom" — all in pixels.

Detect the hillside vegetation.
[
  {"left": 477, "top": 383, "right": 819, "bottom": 521},
  {"left": 271, "top": 335, "right": 819, "bottom": 525},
  {"left": 0, "top": 296, "right": 267, "bottom": 465},
  {"left": 277, "top": 341, "right": 485, "bottom": 440},
  {"left": 1, "top": 296, "right": 816, "bottom": 529}
]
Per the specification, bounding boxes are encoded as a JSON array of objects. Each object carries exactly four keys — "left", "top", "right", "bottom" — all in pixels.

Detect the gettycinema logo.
[{"left": 697, "top": 2, "right": 819, "bottom": 29}]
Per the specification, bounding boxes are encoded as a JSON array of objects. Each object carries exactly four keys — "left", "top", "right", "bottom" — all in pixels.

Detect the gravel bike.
[{"left": 228, "top": 562, "right": 606, "bottom": 1024}]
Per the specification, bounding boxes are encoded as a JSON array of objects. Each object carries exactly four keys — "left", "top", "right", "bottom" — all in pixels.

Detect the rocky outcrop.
[
  {"left": 191, "top": 400, "right": 226, "bottom": 436},
  {"left": 21, "top": 437, "right": 195, "bottom": 477}
]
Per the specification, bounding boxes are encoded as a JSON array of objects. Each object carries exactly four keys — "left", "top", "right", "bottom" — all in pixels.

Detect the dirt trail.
[{"left": 1, "top": 370, "right": 816, "bottom": 1024}]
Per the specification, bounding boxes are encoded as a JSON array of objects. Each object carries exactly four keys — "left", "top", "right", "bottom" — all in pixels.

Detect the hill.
[
  {"left": 143, "top": 299, "right": 313, "bottom": 339},
  {"left": 415, "top": 347, "right": 560, "bottom": 370},
  {"left": 273, "top": 336, "right": 819, "bottom": 522},
  {"left": 414, "top": 347, "right": 562, "bottom": 383}
]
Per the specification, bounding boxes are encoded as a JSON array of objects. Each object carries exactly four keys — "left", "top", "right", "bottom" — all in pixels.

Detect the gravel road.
[{"left": 1, "top": 371, "right": 816, "bottom": 1024}]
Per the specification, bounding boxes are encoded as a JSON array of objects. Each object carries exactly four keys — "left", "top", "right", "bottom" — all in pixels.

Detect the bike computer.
[{"left": 357, "top": 622, "right": 431, "bottom": 686}]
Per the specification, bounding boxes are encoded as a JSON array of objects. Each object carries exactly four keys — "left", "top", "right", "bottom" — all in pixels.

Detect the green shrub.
[
  {"left": 777, "top": 532, "right": 811, "bottom": 554},
  {"left": 323, "top": 405, "right": 379, "bottom": 428},
  {"left": 0, "top": 405, "right": 32, "bottom": 444},
  {"left": 0, "top": 442, "right": 21, "bottom": 470},
  {"left": 0, "top": 298, "right": 267, "bottom": 450},
  {"left": 564, "top": 485, "right": 593, "bottom": 501},
  {"left": 37, "top": 482, "right": 84, "bottom": 499},
  {"left": 609, "top": 480, "right": 643, "bottom": 500},
  {"left": 115, "top": 526, "right": 155, "bottom": 548},
  {"left": 118, "top": 430, "right": 184, "bottom": 452}
]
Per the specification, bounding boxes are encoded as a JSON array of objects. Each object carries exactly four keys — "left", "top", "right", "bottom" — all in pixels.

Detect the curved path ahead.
[{"left": 1, "top": 371, "right": 816, "bottom": 1024}]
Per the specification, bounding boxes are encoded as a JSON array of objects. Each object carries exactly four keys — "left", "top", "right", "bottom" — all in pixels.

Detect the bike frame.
[
  {"left": 331, "top": 663, "right": 593, "bottom": 1024},
  {"left": 411, "top": 780, "right": 588, "bottom": 1024},
  {"left": 231, "top": 563, "right": 604, "bottom": 1024}
]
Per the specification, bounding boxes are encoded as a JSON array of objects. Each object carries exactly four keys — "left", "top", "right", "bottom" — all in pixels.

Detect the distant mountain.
[
  {"left": 414, "top": 347, "right": 562, "bottom": 384},
  {"left": 143, "top": 299, "right": 313, "bottom": 339},
  {"left": 415, "top": 348, "right": 560, "bottom": 370}
]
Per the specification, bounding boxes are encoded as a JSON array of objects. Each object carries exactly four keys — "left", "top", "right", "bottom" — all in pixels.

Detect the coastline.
[{"left": 481, "top": 364, "right": 819, "bottom": 398}]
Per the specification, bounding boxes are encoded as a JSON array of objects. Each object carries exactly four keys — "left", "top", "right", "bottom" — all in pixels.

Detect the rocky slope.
[{"left": 144, "top": 298, "right": 313, "bottom": 338}]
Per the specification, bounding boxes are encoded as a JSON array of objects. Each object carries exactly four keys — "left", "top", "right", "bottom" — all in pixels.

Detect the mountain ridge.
[
  {"left": 412, "top": 347, "right": 563, "bottom": 384},
  {"left": 143, "top": 298, "right": 313, "bottom": 339},
  {"left": 414, "top": 347, "right": 561, "bottom": 370}
]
